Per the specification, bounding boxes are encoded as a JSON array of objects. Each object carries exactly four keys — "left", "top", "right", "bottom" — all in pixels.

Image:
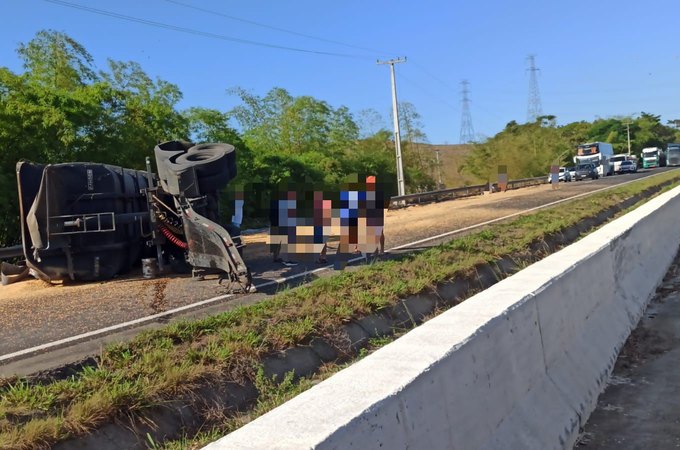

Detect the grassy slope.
[
  {"left": 418, "top": 143, "right": 480, "bottom": 187},
  {"left": 435, "top": 144, "right": 481, "bottom": 187},
  {"left": 2, "top": 170, "right": 680, "bottom": 450}
]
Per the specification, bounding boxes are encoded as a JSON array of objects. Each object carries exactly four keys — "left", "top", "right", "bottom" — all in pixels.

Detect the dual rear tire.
[{"left": 155, "top": 141, "right": 237, "bottom": 195}]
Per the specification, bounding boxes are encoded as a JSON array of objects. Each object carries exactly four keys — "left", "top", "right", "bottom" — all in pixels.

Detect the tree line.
[
  {"left": 461, "top": 114, "right": 680, "bottom": 182},
  {"left": 2, "top": 30, "right": 679, "bottom": 248},
  {"left": 0, "top": 30, "right": 436, "bottom": 247}
]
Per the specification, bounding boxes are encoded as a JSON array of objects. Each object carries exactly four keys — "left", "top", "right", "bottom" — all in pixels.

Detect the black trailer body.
[
  {"left": 16, "top": 161, "right": 151, "bottom": 281},
  {"left": 8, "top": 141, "right": 252, "bottom": 292}
]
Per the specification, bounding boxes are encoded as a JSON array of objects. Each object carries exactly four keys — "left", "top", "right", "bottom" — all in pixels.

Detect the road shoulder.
[{"left": 577, "top": 251, "right": 680, "bottom": 448}]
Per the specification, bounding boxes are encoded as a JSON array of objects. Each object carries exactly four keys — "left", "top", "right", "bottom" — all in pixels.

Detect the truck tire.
[
  {"left": 174, "top": 145, "right": 229, "bottom": 177},
  {"left": 155, "top": 140, "right": 194, "bottom": 193},
  {"left": 191, "top": 143, "right": 237, "bottom": 178},
  {"left": 191, "top": 143, "right": 236, "bottom": 174},
  {"left": 196, "top": 169, "right": 235, "bottom": 192},
  {"left": 172, "top": 144, "right": 236, "bottom": 193}
]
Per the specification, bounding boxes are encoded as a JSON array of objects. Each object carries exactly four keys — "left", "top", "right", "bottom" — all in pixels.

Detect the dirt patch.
[
  {"left": 1, "top": 278, "right": 76, "bottom": 301},
  {"left": 150, "top": 279, "right": 169, "bottom": 314}
]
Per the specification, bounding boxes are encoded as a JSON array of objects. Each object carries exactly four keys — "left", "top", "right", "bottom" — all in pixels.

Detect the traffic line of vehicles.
[
  {"left": 637, "top": 144, "right": 680, "bottom": 169},
  {"left": 548, "top": 141, "right": 680, "bottom": 184},
  {"left": 639, "top": 144, "right": 680, "bottom": 168}
]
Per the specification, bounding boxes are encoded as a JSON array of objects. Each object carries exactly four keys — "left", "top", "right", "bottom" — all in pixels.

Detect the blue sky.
[{"left": 2, "top": 0, "right": 680, "bottom": 144}]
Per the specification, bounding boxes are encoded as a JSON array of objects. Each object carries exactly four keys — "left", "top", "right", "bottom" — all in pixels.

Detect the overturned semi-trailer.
[{"left": 7, "top": 141, "right": 253, "bottom": 292}]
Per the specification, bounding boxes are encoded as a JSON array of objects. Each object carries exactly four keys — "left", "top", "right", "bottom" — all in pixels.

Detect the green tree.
[
  {"left": 560, "top": 120, "right": 591, "bottom": 149},
  {"left": 17, "top": 29, "right": 97, "bottom": 90},
  {"left": 356, "top": 108, "right": 386, "bottom": 139},
  {"left": 228, "top": 86, "right": 358, "bottom": 159},
  {"left": 0, "top": 31, "right": 190, "bottom": 246},
  {"left": 99, "top": 60, "right": 188, "bottom": 167},
  {"left": 461, "top": 117, "right": 571, "bottom": 182},
  {"left": 0, "top": 33, "right": 106, "bottom": 244},
  {"left": 631, "top": 112, "right": 675, "bottom": 152},
  {"left": 344, "top": 130, "right": 398, "bottom": 196},
  {"left": 584, "top": 113, "right": 678, "bottom": 156}
]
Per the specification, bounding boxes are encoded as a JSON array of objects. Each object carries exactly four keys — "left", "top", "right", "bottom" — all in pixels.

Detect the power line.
[
  {"left": 399, "top": 70, "right": 514, "bottom": 141},
  {"left": 163, "top": 0, "right": 393, "bottom": 56},
  {"left": 409, "top": 60, "right": 456, "bottom": 90},
  {"left": 398, "top": 72, "right": 459, "bottom": 111},
  {"left": 405, "top": 60, "right": 515, "bottom": 123},
  {"left": 44, "top": 0, "right": 374, "bottom": 59}
]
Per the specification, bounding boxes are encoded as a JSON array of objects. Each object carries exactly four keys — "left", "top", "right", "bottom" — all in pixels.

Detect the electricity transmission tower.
[
  {"left": 526, "top": 55, "right": 543, "bottom": 122},
  {"left": 459, "top": 80, "right": 475, "bottom": 143}
]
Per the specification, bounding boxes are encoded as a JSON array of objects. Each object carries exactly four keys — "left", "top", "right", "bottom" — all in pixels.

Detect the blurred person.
[
  {"left": 313, "top": 190, "right": 333, "bottom": 264},
  {"left": 269, "top": 184, "right": 298, "bottom": 266},
  {"left": 365, "top": 175, "right": 387, "bottom": 257}
]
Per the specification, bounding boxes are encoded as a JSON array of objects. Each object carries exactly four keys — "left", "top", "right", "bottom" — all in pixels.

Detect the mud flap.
[{"left": 180, "top": 200, "right": 254, "bottom": 292}]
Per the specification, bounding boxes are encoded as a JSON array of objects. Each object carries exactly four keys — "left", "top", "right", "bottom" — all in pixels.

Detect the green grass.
[{"left": 2, "top": 170, "right": 680, "bottom": 450}]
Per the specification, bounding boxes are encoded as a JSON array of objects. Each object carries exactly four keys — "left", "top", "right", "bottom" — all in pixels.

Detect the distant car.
[
  {"left": 566, "top": 166, "right": 576, "bottom": 180},
  {"left": 619, "top": 160, "right": 637, "bottom": 174},
  {"left": 546, "top": 166, "right": 572, "bottom": 183},
  {"left": 574, "top": 163, "right": 599, "bottom": 181}
]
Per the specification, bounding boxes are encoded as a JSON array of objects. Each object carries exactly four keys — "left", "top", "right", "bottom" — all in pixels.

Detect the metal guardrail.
[
  {"left": 389, "top": 176, "right": 546, "bottom": 209},
  {"left": 506, "top": 176, "right": 547, "bottom": 190},
  {"left": 389, "top": 184, "right": 486, "bottom": 208}
]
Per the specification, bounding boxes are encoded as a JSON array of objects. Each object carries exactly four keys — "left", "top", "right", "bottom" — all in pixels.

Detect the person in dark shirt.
[{"left": 365, "top": 175, "right": 387, "bottom": 256}]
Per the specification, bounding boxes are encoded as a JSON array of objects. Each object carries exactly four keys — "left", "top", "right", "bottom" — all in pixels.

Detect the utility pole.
[
  {"left": 377, "top": 57, "right": 407, "bottom": 197},
  {"left": 624, "top": 121, "right": 632, "bottom": 156},
  {"left": 435, "top": 148, "right": 443, "bottom": 187},
  {"left": 526, "top": 55, "right": 543, "bottom": 123},
  {"left": 459, "top": 80, "right": 475, "bottom": 143}
]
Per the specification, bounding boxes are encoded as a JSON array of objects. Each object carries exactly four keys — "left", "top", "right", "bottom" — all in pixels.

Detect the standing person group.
[{"left": 267, "top": 175, "right": 387, "bottom": 266}]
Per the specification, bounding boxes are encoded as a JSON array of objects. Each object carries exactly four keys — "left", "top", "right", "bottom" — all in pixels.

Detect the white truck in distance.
[
  {"left": 642, "top": 147, "right": 665, "bottom": 169},
  {"left": 574, "top": 142, "right": 613, "bottom": 177}
]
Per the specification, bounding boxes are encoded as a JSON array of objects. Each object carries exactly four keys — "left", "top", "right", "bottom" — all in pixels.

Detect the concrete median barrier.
[{"left": 205, "top": 185, "right": 680, "bottom": 450}]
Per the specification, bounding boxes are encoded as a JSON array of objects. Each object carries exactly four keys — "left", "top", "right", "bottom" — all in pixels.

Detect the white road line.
[
  {"left": 0, "top": 170, "right": 673, "bottom": 363},
  {"left": 0, "top": 264, "right": 367, "bottom": 363},
  {"left": 0, "top": 292, "right": 231, "bottom": 362}
]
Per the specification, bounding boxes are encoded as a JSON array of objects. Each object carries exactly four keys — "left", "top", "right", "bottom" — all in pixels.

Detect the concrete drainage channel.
[{"left": 22, "top": 180, "right": 680, "bottom": 449}]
